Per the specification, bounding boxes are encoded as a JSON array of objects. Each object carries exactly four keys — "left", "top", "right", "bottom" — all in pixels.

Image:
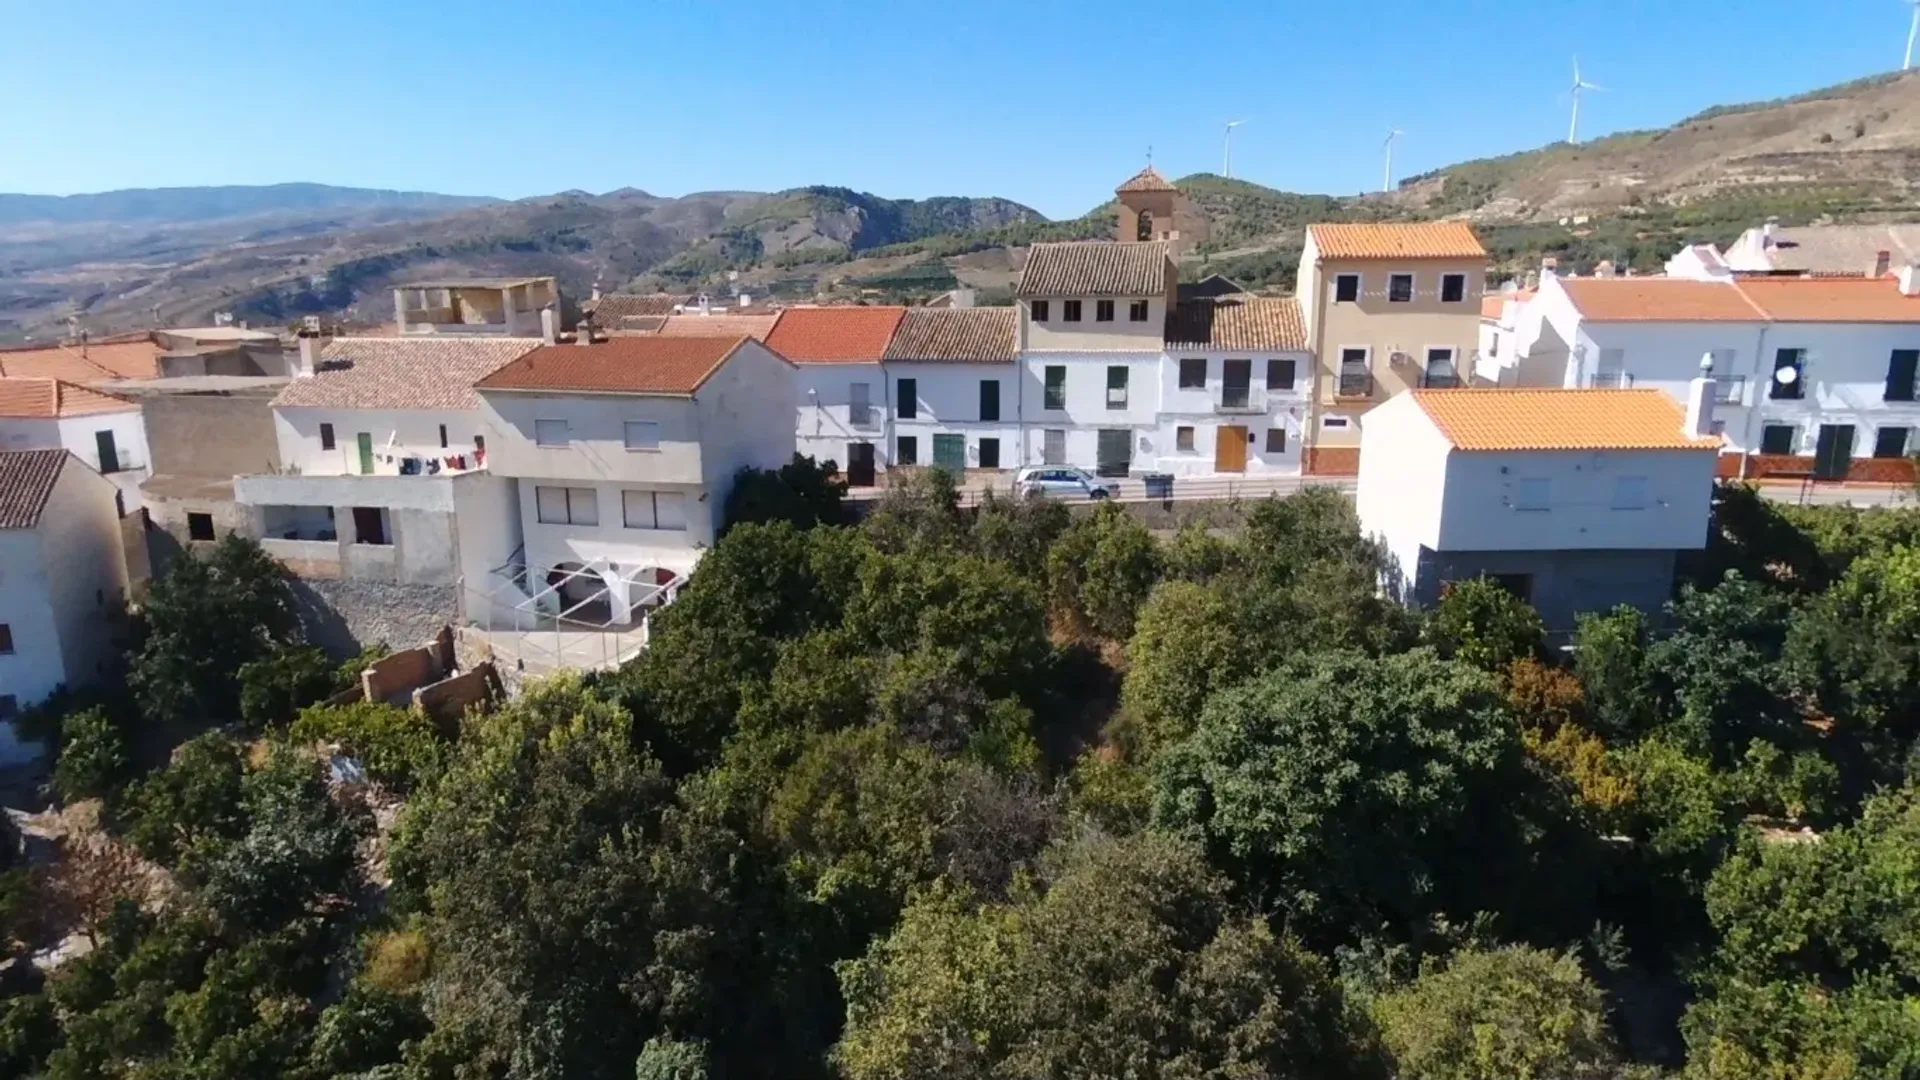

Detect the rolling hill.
[{"left": 7, "top": 68, "right": 1920, "bottom": 337}]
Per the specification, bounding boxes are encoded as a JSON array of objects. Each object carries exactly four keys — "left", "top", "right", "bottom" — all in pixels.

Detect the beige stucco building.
[
  {"left": 1298, "top": 223, "right": 1489, "bottom": 474},
  {"left": 1113, "top": 167, "right": 1209, "bottom": 258}
]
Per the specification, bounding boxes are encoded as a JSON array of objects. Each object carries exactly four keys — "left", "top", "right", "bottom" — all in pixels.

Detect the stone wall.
[
  {"left": 292, "top": 579, "right": 460, "bottom": 659},
  {"left": 361, "top": 645, "right": 442, "bottom": 703},
  {"left": 413, "top": 662, "right": 500, "bottom": 726}
]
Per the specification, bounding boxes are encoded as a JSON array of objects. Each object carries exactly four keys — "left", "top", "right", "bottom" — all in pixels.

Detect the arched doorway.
[
  {"left": 546, "top": 562, "right": 612, "bottom": 624},
  {"left": 1136, "top": 208, "right": 1154, "bottom": 241}
]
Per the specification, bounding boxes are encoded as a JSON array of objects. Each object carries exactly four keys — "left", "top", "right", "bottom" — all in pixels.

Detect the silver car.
[{"left": 1014, "top": 465, "right": 1116, "bottom": 500}]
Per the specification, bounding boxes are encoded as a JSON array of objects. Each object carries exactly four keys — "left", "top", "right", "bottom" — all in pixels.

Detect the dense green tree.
[
  {"left": 1648, "top": 573, "right": 1798, "bottom": 761},
  {"left": 1574, "top": 606, "right": 1661, "bottom": 740},
  {"left": 119, "top": 730, "right": 249, "bottom": 865},
  {"left": 131, "top": 534, "right": 299, "bottom": 726},
  {"left": 836, "top": 833, "right": 1381, "bottom": 1080},
  {"left": 1119, "top": 580, "right": 1256, "bottom": 759},
  {"left": 52, "top": 707, "right": 130, "bottom": 804},
  {"left": 968, "top": 491, "right": 1069, "bottom": 580},
  {"left": 185, "top": 747, "right": 361, "bottom": 932},
  {"left": 1424, "top": 577, "right": 1545, "bottom": 673},
  {"left": 289, "top": 700, "right": 448, "bottom": 790},
  {"left": 1045, "top": 501, "right": 1163, "bottom": 638},
  {"left": 1784, "top": 544, "right": 1920, "bottom": 763},
  {"left": 237, "top": 644, "right": 343, "bottom": 730},
  {"left": 307, "top": 982, "right": 429, "bottom": 1077},
  {"left": 722, "top": 453, "right": 848, "bottom": 533},
  {"left": 1682, "top": 975, "right": 1920, "bottom": 1080},
  {"left": 1152, "top": 648, "right": 1540, "bottom": 943},
  {"left": 861, "top": 468, "right": 965, "bottom": 554},
  {"left": 1371, "top": 945, "right": 1620, "bottom": 1080}
]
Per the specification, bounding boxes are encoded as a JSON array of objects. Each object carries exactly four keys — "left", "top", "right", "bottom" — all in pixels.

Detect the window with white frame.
[
  {"left": 623, "top": 421, "right": 660, "bottom": 451},
  {"left": 1388, "top": 274, "right": 1414, "bottom": 303},
  {"left": 535, "top": 485, "right": 598, "bottom": 525},
  {"left": 1514, "top": 478, "right": 1551, "bottom": 511},
  {"left": 1611, "top": 475, "right": 1649, "bottom": 510},
  {"left": 1176, "top": 426, "right": 1195, "bottom": 452},
  {"left": 535, "top": 419, "right": 569, "bottom": 447},
  {"left": 1440, "top": 273, "right": 1467, "bottom": 303},
  {"left": 622, "top": 489, "right": 687, "bottom": 530}
]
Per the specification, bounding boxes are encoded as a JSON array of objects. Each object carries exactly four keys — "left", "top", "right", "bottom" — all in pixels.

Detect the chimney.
[
  {"left": 295, "top": 330, "right": 319, "bottom": 378},
  {"left": 738, "top": 292, "right": 752, "bottom": 309},
  {"left": 591, "top": 281, "right": 602, "bottom": 303},
  {"left": 1594, "top": 259, "right": 1615, "bottom": 278},
  {"left": 696, "top": 292, "right": 712, "bottom": 315},
  {"left": 1684, "top": 352, "right": 1717, "bottom": 438},
  {"left": 1876, "top": 250, "right": 1895, "bottom": 278},
  {"left": 952, "top": 286, "right": 976, "bottom": 308},
  {"left": 1902, "top": 259, "right": 1920, "bottom": 297},
  {"left": 1762, "top": 220, "right": 1777, "bottom": 246},
  {"left": 1540, "top": 255, "right": 1559, "bottom": 278},
  {"left": 540, "top": 305, "right": 559, "bottom": 346},
  {"left": 575, "top": 317, "right": 595, "bottom": 346}
]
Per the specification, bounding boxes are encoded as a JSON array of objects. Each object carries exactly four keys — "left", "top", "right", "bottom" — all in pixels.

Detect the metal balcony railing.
[
  {"left": 1588, "top": 372, "right": 1634, "bottom": 389},
  {"left": 1714, "top": 376, "right": 1746, "bottom": 405},
  {"left": 1421, "top": 371, "right": 1461, "bottom": 389},
  {"left": 1336, "top": 371, "right": 1374, "bottom": 398}
]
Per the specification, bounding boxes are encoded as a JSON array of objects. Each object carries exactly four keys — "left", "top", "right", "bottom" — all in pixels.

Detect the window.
[
  {"left": 1388, "top": 273, "right": 1414, "bottom": 303},
  {"left": 1063, "top": 300, "right": 1083, "bottom": 322},
  {"left": 1176, "top": 426, "right": 1195, "bottom": 452},
  {"left": 1440, "top": 273, "right": 1467, "bottom": 303},
  {"left": 1591, "top": 348, "right": 1629, "bottom": 389},
  {"left": 1886, "top": 349, "right": 1919, "bottom": 402},
  {"left": 1760, "top": 424, "right": 1796, "bottom": 455},
  {"left": 623, "top": 490, "right": 687, "bottom": 530},
  {"left": 1106, "top": 365, "right": 1129, "bottom": 408},
  {"left": 849, "top": 382, "right": 871, "bottom": 425},
  {"left": 1770, "top": 348, "right": 1807, "bottom": 400},
  {"left": 1178, "top": 358, "right": 1207, "bottom": 389},
  {"left": 1514, "top": 478, "right": 1550, "bottom": 511},
  {"left": 1031, "top": 300, "right": 1050, "bottom": 322},
  {"left": 1221, "top": 359, "right": 1251, "bottom": 408},
  {"left": 1334, "top": 273, "right": 1360, "bottom": 303},
  {"left": 1338, "top": 347, "right": 1371, "bottom": 397},
  {"left": 1267, "top": 358, "right": 1296, "bottom": 390},
  {"left": 1044, "top": 366, "right": 1066, "bottom": 410},
  {"left": 623, "top": 421, "right": 660, "bottom": 451},
  {"left": 0, "top": 696, "right": 14, "bottom": 720},
  {"left": 1266, "top": 428, "right": 1287, "bottom": 454},
  {"left": 896, "top": 435, "right": 918, "bottom": 465},
  {"left": 95, "top": 430, "right": 120, "bottom": 474},
  {"left": 535, "top": 418, "right": 569, "bottom": 447},
  {"left": 1043, "top": 429, "right": 1066, "bottom": 464},
  {"left": 352, "top": 506, "right": 390, "bottom": 545},
  {"left": 1489, "top": 573, "right": 1533, "bottom": 602},
  {"left": 187, "top": 513, "right": 215, "bottom": 542},
  {"left": 897, "top": 378, "right": 918, "bottom": 419},
  {"left": 1489, "top": 333, "right": 1500, "bottom": 358},
  {"left": 1129, "top": 300, "right": 1149, "bottom": 322},
  {"left": 1137, "top": 209, "right": 1153, "bottom": 241},
  {"left": 1611, "top": 475, "right": 1649, "bottom": 510},
  {"left": 1423, "top": 347, "right": 1458, "bottom": 389},
  {"left": 439, "top": 424, "right": 449, "bottom": 449},
  {"left": 1095, "top": 299, "right": 1115, "bottom": 322},
  {"left": 1322, "top": 416, "right": 1350, "bottom": 430},
  {"left": 0, "top": 624, "right": 11, "bottom": 654},
  {"left": 978, "top": 438, "right": 1001, "bottom": 468},
  {"left": 979, "top": 379, "right": 1000, "bottom": 422},
  {"left": 1876, "top": 427, "right": 1911, "bottom": 459},
  {"left": 535, "top": 485, "right": 598, "bottom": 526},
  {"left": 319, "top": 423, "right": 335, "bottom": 451}
]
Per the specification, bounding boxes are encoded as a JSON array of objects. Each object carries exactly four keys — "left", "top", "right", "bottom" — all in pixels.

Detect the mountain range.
[{"left": 6, "top": 69, "right": 1920, "bottom": 339}]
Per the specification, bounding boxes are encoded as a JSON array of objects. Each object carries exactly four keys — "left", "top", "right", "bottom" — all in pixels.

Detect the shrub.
[{"left": 52, "top": 708, "right": 130, "bottom": 805}]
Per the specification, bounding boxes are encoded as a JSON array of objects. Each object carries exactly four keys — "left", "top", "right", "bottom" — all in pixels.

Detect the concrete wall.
[
  {"left": 450, "top": 472, "right": 526, "bottom": 627},
  {"left": 0, "top": 529, "right": 66, "bottom": 717},
  {"left": 1023, "top": 296, "right": 1169, "bottom": 353},
  {"left": 693, "top": 340, "right": 797, "bottom": 489},
  {"left": 292, "top": 578, "right": 459, "bottom": 658},
  {"left": 144, "top": 391, "right": 281, "bottom": 478},
  {"left": 361, "top": 644, "right": 442, "bottom": 702},
  {"left": 1414, "top": 546, "right": 1680, "bottom": 632},
  {"left": 795, "top": 362, "right": 889, "bottom": 474},
  {"left": 480, "top": 390, "right": 707, "bottom": 486},
  {"left": 1356, "top": 393, "right": 1453, "bottom": 593}
]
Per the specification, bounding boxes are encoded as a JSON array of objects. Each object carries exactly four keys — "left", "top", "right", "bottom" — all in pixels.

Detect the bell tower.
[{"left": 1113, "top": 165, "right": 1208, "bottom": 257}]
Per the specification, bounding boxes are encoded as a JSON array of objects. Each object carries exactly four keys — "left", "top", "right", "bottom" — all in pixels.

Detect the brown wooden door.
[{"left": 1214, "top": 425, "right": 1247, "bottom": 473}]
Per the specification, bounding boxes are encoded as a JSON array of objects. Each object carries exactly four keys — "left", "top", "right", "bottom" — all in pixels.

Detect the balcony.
[
  {"left": 1588, "top": 372, "right": 1634, "bottom": 389},
  {"left": 1714, "top": 376, "right": 1746, "bottom": 405},
  {"left": 1335, "top": 371, "right": 1374, "bottom": 399},
  {"left": 1421, "top": 371, "right": 1461, "bottom": 389},
  {"left": 1214, "top": 385, "right": 1264, "bottom": 413}
]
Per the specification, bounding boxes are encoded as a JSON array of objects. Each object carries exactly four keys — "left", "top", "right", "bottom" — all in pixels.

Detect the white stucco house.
[
  {"left": 772, "top": 306, "right": 903, "bottom": 485},
  {"left": 1489, "top": 268, "right": 1920, "bottom": 482},
  {"left": 233, "top": 334, "right": 536, "bottom": 605},
  {"left": 473, "top": 334, "right": 796, "bottom": 626},
  {"left": 1157, "top": 295, "right": 1311, "bottom": 475},
  {"left": 0, "top": 377, "right": 150, "bottom": 510},
  {"left": 1016, "top": 241, "right": 1174, "bottom": 475},
  {"left": 1357, "top": 383, "right": 1719, "bottom": 632},
  {"left": 882, "top": 307, "right": 1022, "bottom": 474},
  {"left": 0, "top": 449, "right": 131, "bottom": 761}
]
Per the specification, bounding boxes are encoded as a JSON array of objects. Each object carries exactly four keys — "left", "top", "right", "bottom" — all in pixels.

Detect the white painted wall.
[
  {"left": 794, "top": 362, "right": 888, "bottom": 472},
  {"left": 888, "top": 362, "right": 1021, "bottom": 470},
  {"left": 1356, "top": 393, "right": 1452, "bottom": 590},
  {"left": 1747, "top": 321, "right": 1920, "bottom": 460},
  {"left": 275, "top": 406, "right": 485, "bottom": 476},
  {"left": 1153, "top": 350, "right": 1310, "bottom": 475},
  {"left": 0, "top": 529, "right": 66, "bottom": 753},
  {"left": 1018, "top": 350, "right": 1163, "bottom": 470},
  {"left": 1435, "top": 447, "right": 1717, "bottom": 553},
  {"left": 0, "top": 412, "right": 150, "bottom": 510},
  {"left": 450, "top": 472, "right": 527, "bottom": 628}
]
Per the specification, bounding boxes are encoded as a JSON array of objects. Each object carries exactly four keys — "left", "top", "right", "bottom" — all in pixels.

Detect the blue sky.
[{"left": 0, "top": 1, "right": 1912, "bottom": 219}]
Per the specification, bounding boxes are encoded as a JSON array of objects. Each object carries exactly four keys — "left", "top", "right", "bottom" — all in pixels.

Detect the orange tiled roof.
[
  {"left": 883, "top": 308, "right": 1019, "bottom": 363},
  {"left": 1308, "top": 222, "right": 1487, "bottom": 260},
  {"left": 0, "top": 337, "right": 165, "bottom": 382},
  {"left": 1411, "top": 389, "right": 1720, "bottom": 451},
  {"left": 1558, "top": 278, "right": 1766, "bottom": 322},
  {"left": 476, "top": 336, "right": 757, "bottom": 395},
  {"left": 1116, "top": 166, "right": 1180, "bottom": 193},
  {"left": 653, "top": 314, "right": 779, "bottom": 340},
  {"left": 765, "top": 306, "right": 905, "bottom": 363},
  {"left": 1163, "top": 296, "right": 1308, "bottom": 350},
  {"left": 1734, "top": 276, "right": 1920, "bottom": 322},
  {"left": 0, "top": 377, "right": 140, "bottom": 418}
]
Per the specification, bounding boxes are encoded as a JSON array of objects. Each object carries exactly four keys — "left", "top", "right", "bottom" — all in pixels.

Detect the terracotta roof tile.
[
  {"left": 1559, "top": 278, "right": 1766, "bottom": 322},
  {"left": 585, "top": 293, "right": 693, "bottom": 324},
  {"left": 1411, "top": 389, "right": 1720, "bottom": 451},
  {"left": 1116, "top": 166, "right": 1180, "bottom": 193},
  {"left": 0, "top": 448, "right": 70, "bottom": 529},
  {"left": 0, "top": 378, "right": 140, "bottom": 418},
  {"left": 1164, "top": 296, "right": 1307, "bottom": 351},
  {"left": 766, "top": 306, "right": 906, "bottom": 363},
  {"left": 883, "top": 308, "right": 1018, "bottom": 363},
  {"left": 273, "top": 337, "right": 543, "bottom": 411},
  {"left": 1735, "top": 277, "right": 1920, "bottom": 322},
  {"left": 653, "top": 314, "right": 778, "bottom": 339},
  {"left": 476, "top": 336, "right": 755, "bottom": 395},
  {"left": 1017, "top": 241, "right": 1174, "bottom": 298},
  {"left": 1308, "top": 222, "right": 1488, "bottom": 260}
]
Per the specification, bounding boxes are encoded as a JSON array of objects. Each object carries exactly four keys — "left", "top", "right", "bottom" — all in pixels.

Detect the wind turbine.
[
  {"left": 1222, "top": 119, "right": 1246, "bottom": 179},
  {"left": 1382, "top": 129, "right": 1405, "bottom": 192},
  {"left": 1905, "top": 0, "right": 1920, "bottom": 70},
  {"left": 1567, "top": 57, "right": 1605, "bottom": 144}
]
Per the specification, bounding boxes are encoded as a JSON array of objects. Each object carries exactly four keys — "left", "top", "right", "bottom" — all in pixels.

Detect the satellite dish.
[{"left": 1774, "top": 365, "right": 1799, "bottom": 385}]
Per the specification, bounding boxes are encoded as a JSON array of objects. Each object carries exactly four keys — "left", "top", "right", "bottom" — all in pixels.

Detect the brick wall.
[
  {"left": 413, "top": 662, "right": 501, "bottom": 726},
  {"left": 1734, "top": 454, "right": 1916, "bottom": 485},
  {"left": 1305, "top": 447, "right": 1361, "bottom": 476},
  {"left": 360, "top": 645, "right": 442, "bottom": 703}
]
